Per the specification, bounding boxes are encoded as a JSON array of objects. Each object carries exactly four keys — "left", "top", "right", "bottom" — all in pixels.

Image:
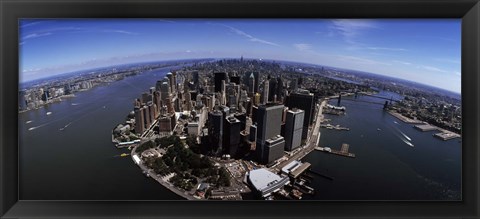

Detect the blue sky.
[{"left": 19, "top": 19, "right": 461, "bottom": 93}]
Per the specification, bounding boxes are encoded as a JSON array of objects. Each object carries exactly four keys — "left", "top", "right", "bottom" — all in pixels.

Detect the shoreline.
[
  {"left": 387, "top": 110, "right": 461, "bottom": 140},
  {"left": 130, "top": 145, "right": 196, "bottom": 200}
]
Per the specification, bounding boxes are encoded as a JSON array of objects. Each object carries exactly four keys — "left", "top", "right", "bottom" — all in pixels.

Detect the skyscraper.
[
  {"left": 208, "top": 110, "right": 224, "bottom": 155},
  {"left": 214, "top": 72, "right": 227, "bottom": 93},
  {"left": 248, "top": 73, "right": 255, "bottom": 96},
  {"left": 286, "top": 90, "right": 314, "bottom": 139},
  {"left": 284, "top": 108, "right": 304, "bottom": 151},
  {"left": 134, "top": 106, "right": 145, "bottom": 134},
  {"left": 255, "top": 104, "right": 285, "bottom": 164},
  {"left": 224, "top": 116, "right": 241, "bottom": 157},
  {"left": 262, "top": 80, "right": 269, "bottom": 105}
]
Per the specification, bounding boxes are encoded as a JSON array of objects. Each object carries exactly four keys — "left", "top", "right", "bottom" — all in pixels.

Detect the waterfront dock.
[
  {"left": 387, "top": 111, "right": 425, "bottom": 124},
  {"left": 315, "top": 143, "right": 356, "bottom": 158},
  {"left": 414, "top": 124, "right": 437, "bottom": 132},
  {"left": 320, "top": 123, "right": 350, "bottom": 131}
]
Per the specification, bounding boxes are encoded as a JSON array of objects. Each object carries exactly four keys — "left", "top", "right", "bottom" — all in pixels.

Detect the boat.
[
  {"left": 26, "top": 120, "right": 32, "bottom": 124},
  {"left": 46, "top": 112, "right": 52, "bottom": 115},
  {"left": 120, "top": 153, "right": 129, "bottom": 157},
  {"left": 377, "top": 128, "right": 381, "bottom": 131}
]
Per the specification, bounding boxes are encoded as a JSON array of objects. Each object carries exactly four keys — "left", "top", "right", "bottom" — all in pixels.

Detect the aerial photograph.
[{"left": 19, "top": 19, "right": 461, "bottom": 200}]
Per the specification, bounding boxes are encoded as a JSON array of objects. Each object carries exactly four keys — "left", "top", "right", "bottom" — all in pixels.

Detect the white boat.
[
  {"left": 26, "top": 120, "right": 32, "bottom": 124},
  {"left": 46, "top": 112, "right": 52, "bottom": 115}
]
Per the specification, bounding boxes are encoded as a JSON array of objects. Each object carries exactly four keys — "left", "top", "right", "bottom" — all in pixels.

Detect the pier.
[{"left": 315, "top": 143, "right": 356, "bottom": 158}]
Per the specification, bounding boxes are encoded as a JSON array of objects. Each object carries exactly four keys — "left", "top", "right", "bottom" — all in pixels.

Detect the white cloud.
[
  {"left": 337, "top": 55, "right": 391, "bottom": 66},
  {"left": 102, "top": 29, "right": 139, "bottom": 35},
  {"left": 367, "top": 47, "right": 407, "bottom": 51},
  {"left": 293, "top": 43, "right": 312, "bottom": 51},
  {"left": 218, "top": 24, "right": 280, "bottom": 46},
  {"left": 330, "top": 19, "right": 379, "bottom": 45},
  {"left": 393, "top": 60, "right": 412, "bottom": 65},
  {"left": 23, "top": 32, "right": 52, "bottom": 40},
  {"left": 418, "top": 65, "right": 448, "bottom": 73}
]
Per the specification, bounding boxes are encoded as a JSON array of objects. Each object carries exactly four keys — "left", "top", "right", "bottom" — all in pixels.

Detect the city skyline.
[{"left": 20, "top": 19, "right": 461, "bottom": 93}]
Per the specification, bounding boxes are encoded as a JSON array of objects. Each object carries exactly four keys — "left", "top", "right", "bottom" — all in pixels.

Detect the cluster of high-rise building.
[
  {"left": 128, "top": 63, "right": 317, "bottom": 165},
  {"left": 177, "top": 69, "right": 316, "bottom": 165}
]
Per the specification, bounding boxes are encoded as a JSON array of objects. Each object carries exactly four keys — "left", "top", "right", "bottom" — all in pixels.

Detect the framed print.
[{"left": 1, "top": 0, "right": 479, "bottom": 218}]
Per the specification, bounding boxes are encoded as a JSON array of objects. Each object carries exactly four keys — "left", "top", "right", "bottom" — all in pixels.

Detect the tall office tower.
[
  {"left": 248, "top": 73, "right": 256, "bottom": 96},
  {"left": 166, "top": 72, "right": 174, "bottom": 93},
  {"left": 192, "top": 71, "right": 199, "bottom": 87},
  {"left": 264, "top": 135, "right": 285, "bottom": 164},
  {"left": 249, "top": 124, "right": 257, "bottom": 142},
  {"left": 153, "top": 104, "right": 158, "bottom": 119},
  {"left": 253, "top": 72, "right": 259, "bottom": 93},
  {"left": 175, "top": 97, "right": 181, "bottom": 112},
  {"left": 226, "top": 83, "right": 238, "bottom": 112},
  {"left": 262, "top": 80, "right": 269, "bottom": 105},
  {"left": 214, "top": 72, "right": 227, "bottom": 93},
  {"left": 148, "top": 103, "right": 155, "bottom": 125},
  {"left": 290, "top": 78, "right": 298, "bottom": 91},
  {"left": 166, "top": 97, "right": 174, "bottom": 114},
  {"left": 284, "top": 108, "right": 304, "bottom": 151},
  {"left": 208, "top": 110, "right": 224, "bottom": 155},
  {"left": 134, "top": 98, "right": 142, "bottom": 108},
  {"left": 255, "top": 104, "right": 285, "bottom": 164},
  {"left": 276, "top": 77, "right": 284, "bottom": 101},
  {"left": 224, "top": 116, "right": 241, "bottom": 157},
  {"left": 286, "top": 90, "right": 315, "bottom": 139},
  {"left": 220, "top": 80, "right": 227, "bottom": 106},
  {"left": 142, "top": 105, "right": 151, "bottom": 130},
  {"left": 153, "top": 91, "right": 161, "bottom": 114},
  {"left": 268, "top": 77, "right": 277, "bottom": 102},
  {"left": 158, "top": 115, "right": 173, "bottom": 133},
  {"left": 160, "top": 81, "right": 170, "bottom": 102},
  {"left": 134, "top": 106, "right": 145, "bottom": 134},
  {"left": 142, "top": 92, "right": 152, "bottom": 104},
  {"left": 155, "top": 80, "right": 163, "bottom": 92},
  {"left": 172, "top": 71, "right": 177, "bottom": 93},
  {"left": 253, "top": 93, "right": 261, "bottom": 106},
  {"left": 185, "top": 92, "right": 192, "bottom": 111},
  {"left": 230, "top": 75, "right": 240, "bottom": 85}
]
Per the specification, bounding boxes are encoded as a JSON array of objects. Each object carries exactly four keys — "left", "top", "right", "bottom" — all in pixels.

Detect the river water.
[
  {"left": 20, "top": 68, "right": 461, "bottom": 200},
  {"left": 303, "top": 93, "right": 461, "bottom": 200}
]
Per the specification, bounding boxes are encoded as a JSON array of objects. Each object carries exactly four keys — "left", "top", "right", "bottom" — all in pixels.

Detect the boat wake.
[
  {"left": 393, "top": 121, "right": 399, "bottom": 124},
  {"left": 26, "top": 120, "right": 33, "bottom": 124},
  {"left": 59, "top": 122, "right": 72, "bottom": 131},
  {"left": 71, "top": 103, "right": 80, "bottom": 106},
  {"left": 398, "top": 130, "right": 412, "bottom": 141}
]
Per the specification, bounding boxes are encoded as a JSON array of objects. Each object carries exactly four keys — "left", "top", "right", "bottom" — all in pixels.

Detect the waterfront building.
[
  {"left": 284, "top": 109, "right": 304, "bottom": 151},
  {"left": 148, "top": 103, "right": 155, "bottom": 124},
  {"left": 143, "top": 105, "right": 151, "bottom": 129},
  {"left": 255, "top": 104, "right": 284, "bottom": 164},
  {"left": 134, "top": 106, "right": 145, "bottom": 134},
  {"left": 160, "top": 81, "right": 170, "bottom": 102},
  {"left": 286, "top": 90, "right": 314, "bottom": 139},
  {"left": 167, "top": 72, "right": 174, "bottom": 93},
  {"left": 264, "top": 135, "right": 285, "bottom": 164},
  {"left": 247, "top": 168, "right": 290, "bottom": 198}
]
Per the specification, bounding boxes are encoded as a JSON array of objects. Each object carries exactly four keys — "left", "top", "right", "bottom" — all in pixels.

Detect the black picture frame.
[{"left": 1, "top": 0, "right": 479, "bottom": 218}]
